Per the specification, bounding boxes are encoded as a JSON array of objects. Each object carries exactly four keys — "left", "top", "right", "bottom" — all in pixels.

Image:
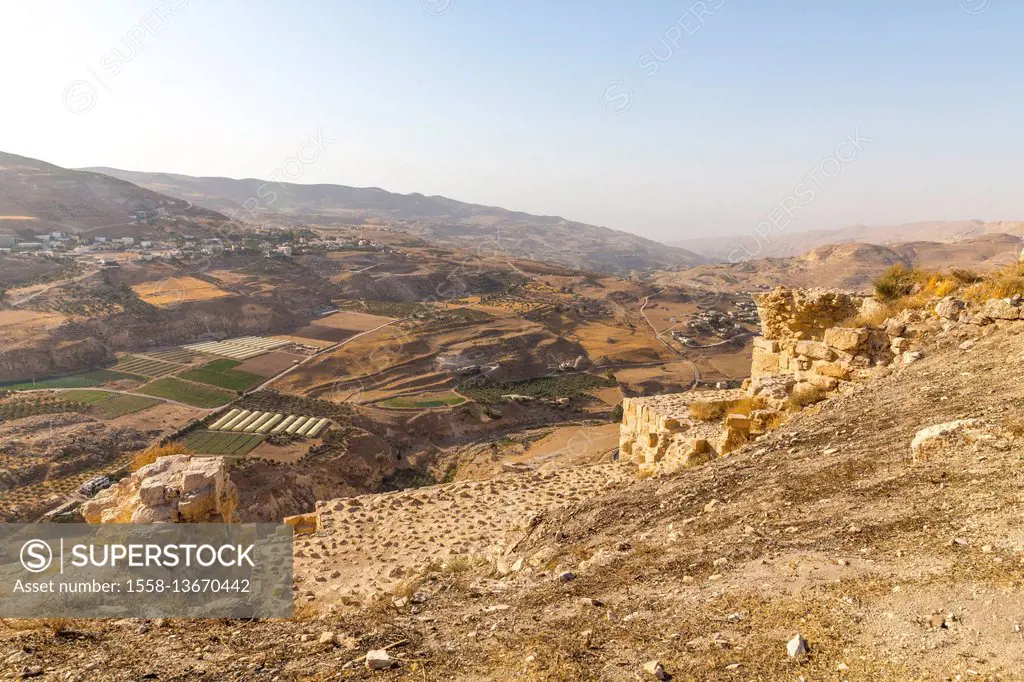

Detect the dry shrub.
[
  {"left": 688, "top": 396, "right": 764, "bottom": 421},
  {"left": 719, "top": 428, "right": 749, "bottom": 455},
  {"left": 788, "top": 384, "right": 825, "bottom": 409},
  {"left": 131, "top": 441, "right": 192, "bottom": 471},
  {"left": 0, "top": 618, "right": 71, "bottom": 635},
  {"left": 1005, "top": 419, "right": 1024, "bottom": 438},
  {"left": 873, "top": 264, "right": 928, "bottom": 302},
  {"left": 963, "top": 262, "right": 1024, "bottom": 303},
  {"left": 847, "top": 302, "right": 892, "bottom": 327}
]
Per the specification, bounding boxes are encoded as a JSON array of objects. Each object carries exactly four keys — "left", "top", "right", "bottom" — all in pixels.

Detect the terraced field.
[
  {"left": 114, "top": 355, "right": 184, "bottom": 378},
  {"left": 180, "top": 430, "right": 265, "bottom": 456},
  {"left": 134, "top": 378, "right": 235, "bottom": 408}
]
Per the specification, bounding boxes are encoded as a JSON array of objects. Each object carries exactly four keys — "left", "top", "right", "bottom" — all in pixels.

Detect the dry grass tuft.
[
  {"left": 689, "top": 396, "right": 764, "bottom": 422},
  {"left": 0, "top": 618, "right": 71, "bottom": 635},
  {"left": 963, "top": 262, "right": 1024, "bottom": 303},
  {"left": 788, "top": 383, "right": 825, "bottom": 408},
  {"left": 131, "top": 442, "right": 192, "bottom": 471}
]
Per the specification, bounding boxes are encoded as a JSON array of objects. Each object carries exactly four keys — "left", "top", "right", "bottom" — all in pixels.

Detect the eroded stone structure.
[
  {"left": 81, "top": 455, "right": 238, "bottom": 523},
  {"left": 748, "top": 287, "right": 912, "bottom": 406},
  {"left": 619, "top": 389, "right": 753, "bottom": 476},
  {"left": 618, "top": 287, "right": 935, "bottom": 476}
]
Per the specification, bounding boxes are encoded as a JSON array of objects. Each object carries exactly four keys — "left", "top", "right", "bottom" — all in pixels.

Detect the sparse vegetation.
[
  {"left": 688, "top": 396, "right": 764, "bottom": 421},
  {"left": 458, "top": 373, "right": 617, "bottom": 405},
  {"left": 873, "top": 263, "right": 925, "bottom": 302},
  {"left": 131, "top": 442, "right": 192, "bottom": 471}
]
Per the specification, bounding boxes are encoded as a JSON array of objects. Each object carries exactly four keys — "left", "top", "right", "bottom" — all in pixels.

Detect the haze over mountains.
[
  {"left": 671, "top": 219, "right": 1024, "bottom": 262},
  {"left": 657, "top": 233, "right": 1024, "bottom": 293},
  {"left": 84, "top": 165, "right": 707, "bottom": 275}
]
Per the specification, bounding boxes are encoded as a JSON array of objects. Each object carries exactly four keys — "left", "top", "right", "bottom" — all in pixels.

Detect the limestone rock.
[
  {"left": 982, "top": 298, "right": 1022, "bottom": 321},
  {"left": 823, "top": 327, "right": 868, "bottom": 352},
  {"left": 787, "top": 633, "right": 808, "bottom": 658},
  {"left": 643, "top": 660, "right": 668, "bottom": 680},
  {"left": 365, "top": 649, "right": 392, "bottom": 670},
  {"left": 795, "top": 340, "right": 833, "bottom": 361},
  {"left": 911, "top": 419, "right": 985, "bottom": 459},
  {"left": 284, "top": 512, "right": 320, "bottom": 535},
  {"left": 81, "top": 455, "right": 238, "bottom": 524},
  {"left": 934, "top": 297, "right": 966, "bottom": 320}
]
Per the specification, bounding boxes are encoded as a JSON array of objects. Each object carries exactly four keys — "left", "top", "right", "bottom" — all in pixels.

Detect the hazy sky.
[{"left": 2, "top": 0, "right": 1022, "bottom": 242}]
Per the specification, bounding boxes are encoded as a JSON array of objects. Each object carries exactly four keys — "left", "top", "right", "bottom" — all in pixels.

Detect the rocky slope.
[{"left": 6, "top": 289, "right": 1024, "bottom": 680}]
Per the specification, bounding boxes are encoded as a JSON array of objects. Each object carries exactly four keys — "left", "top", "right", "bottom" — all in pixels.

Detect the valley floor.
[{"left": 4, "top": 322, "right": 1024, "bottom": 680}]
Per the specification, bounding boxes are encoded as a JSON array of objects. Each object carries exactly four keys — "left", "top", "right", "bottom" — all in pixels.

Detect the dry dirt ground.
[{"left": 6, "top": 318, "right": 1024, "bottom": 679}]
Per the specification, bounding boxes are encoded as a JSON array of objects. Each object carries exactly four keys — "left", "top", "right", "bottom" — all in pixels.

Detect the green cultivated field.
[
  {"left": 135, "top": 378, "right": 234, "bottom": 407},
  {"left": 0, "top": 370, "right": 144, "bottom": 391},
  {"left": 181, "top": 430, "right": 264, "bottom": 456},
  {"left": 71, "top": 392, "right": 162, "bottom": 418},
  {"left": 178, "top": 360, "right": 264, "bottom": 392},
  {"left": 380, "top": 393, "right": 467, "bottom": 409}
]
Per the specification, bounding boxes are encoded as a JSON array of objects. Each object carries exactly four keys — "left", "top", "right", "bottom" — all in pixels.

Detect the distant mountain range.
[
  {"left": 670, "top": 220, "right": 1024, "bottom": 262},
  {"left": 0, "top": 152, "right": 223, "bottom": 235},
  {"left": 83, "top": 166, "right": 707, "bottom": 276},
  {"left": 656, "top": 233, "right": 1024, "bottom": 293}
]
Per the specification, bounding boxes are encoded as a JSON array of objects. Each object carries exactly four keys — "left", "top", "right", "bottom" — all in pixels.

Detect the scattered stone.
[
  {"left": 912, "top": 418, "right": 991, "bottom": 460},
  {"left": 903, "top": 350, "right": 924, "bottom": 365},
  {"left": 365, "top": 649, "right": 392, "bottom": 670},
  {"left": 787, "top": 633, "right": 808, "bottom": 658},
  {"left": 643, "top": 660, "right": 668, "bottom": 680},
  {"left": 558, "top": 571, "right": 577, "bottom": 583},
  {"left": 319, "top": 631, "right": 336, "bottom": 646}
]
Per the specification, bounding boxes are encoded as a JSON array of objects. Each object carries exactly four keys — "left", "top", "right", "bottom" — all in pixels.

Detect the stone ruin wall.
[{"left": 618, "top": 286, "right": 942, "bottom": 476}]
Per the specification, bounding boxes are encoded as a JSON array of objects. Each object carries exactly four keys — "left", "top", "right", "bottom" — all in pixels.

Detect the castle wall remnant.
[
  {"left": 81, "top": 455, "right": 239, "bottom": 524},
  {"left": 748, "top": 287, "right": 909, "bottom": 406},
  {"left": 619, "top": 389, "right": 753, "bottom": 476}
]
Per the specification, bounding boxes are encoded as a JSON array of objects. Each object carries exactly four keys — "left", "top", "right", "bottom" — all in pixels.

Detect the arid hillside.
[
  {"left": 9, "top": 275, "right": 1024, "bottom": 680},
  {"left": 83, "top": 166, "right": 706, "bottom": 276},
  {"left": 0, "top": 152, "right": 224, "bottom": 235}
]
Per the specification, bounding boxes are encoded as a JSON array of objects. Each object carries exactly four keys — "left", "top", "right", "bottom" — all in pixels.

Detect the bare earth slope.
[
  {"left": 8, "top": 311, "right": 1024, "bottom": 680},
  {"left": 0, "top": 152, "right": 224, "bottom": 235},
  {"left": 83, "top": 166, "right": 706, "bottom": 275}
]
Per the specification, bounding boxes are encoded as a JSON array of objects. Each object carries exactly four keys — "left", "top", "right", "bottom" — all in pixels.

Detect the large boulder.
[
  {"left": 981, "top": 298, "right": 1022, "bottom": 321},
  {"left": 81, "top": 455, "right": 238, "bottom": 524},
  {"left": 933, "top": 297, "right": 967, "bottom": 320}
]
